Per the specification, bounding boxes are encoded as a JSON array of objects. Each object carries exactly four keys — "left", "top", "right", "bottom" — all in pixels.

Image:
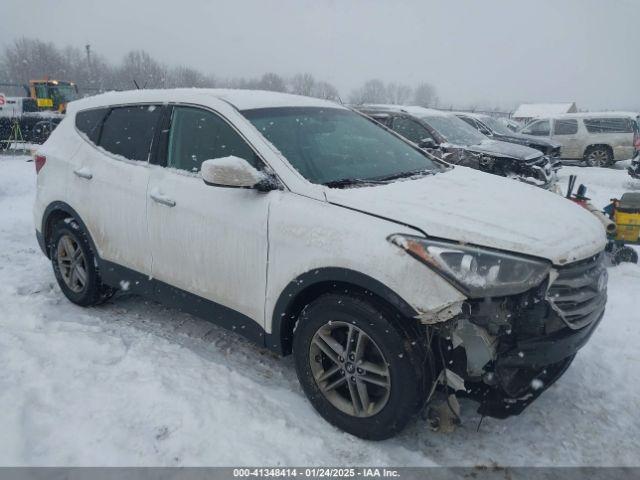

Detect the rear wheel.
[
  {"left": 583, "top": 146, "right": 612, "bottom": 167},
  {"left": 293, "top": 293, "right": 431, "bottom": 440},
  {"left": 50, "top": 219, "right": 115, "bottom": 306}
]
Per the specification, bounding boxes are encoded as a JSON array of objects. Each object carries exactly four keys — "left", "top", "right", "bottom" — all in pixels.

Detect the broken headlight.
[{"left": 389, "top": 235, "right": 551, "bottom": 298}]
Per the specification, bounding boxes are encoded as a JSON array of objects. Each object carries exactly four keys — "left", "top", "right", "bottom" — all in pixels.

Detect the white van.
[
  {"left": 518, "top": 113, "right": 638, "bottom": 166},
  {"left": 34, "top": 89, "right": 607, "bottom": 439}
]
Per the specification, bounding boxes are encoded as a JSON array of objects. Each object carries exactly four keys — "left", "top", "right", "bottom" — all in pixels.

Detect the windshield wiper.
[
  {"left": 373, "top": 168, "right": 435, "bottom": 182},
  {"left": 323, "top": 177, "right": 384, "bottom": 188}
]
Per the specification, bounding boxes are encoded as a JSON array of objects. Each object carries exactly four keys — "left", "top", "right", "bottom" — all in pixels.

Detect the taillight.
[
  {"left": 634, "top": 131, "right": 640, "bottom": 150},
  {"left": 34, "top": 154, "right": 46, "bottom": 173}
]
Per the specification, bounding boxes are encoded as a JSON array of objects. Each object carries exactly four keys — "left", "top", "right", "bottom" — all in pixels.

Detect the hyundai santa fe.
[{"left": 34, "top": 89, "right": 608, "bottom": 440}]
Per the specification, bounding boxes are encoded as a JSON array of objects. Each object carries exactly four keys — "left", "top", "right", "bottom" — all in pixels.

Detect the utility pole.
[{"left": 85, "top": 44, "right": 93, "bottom": 90}]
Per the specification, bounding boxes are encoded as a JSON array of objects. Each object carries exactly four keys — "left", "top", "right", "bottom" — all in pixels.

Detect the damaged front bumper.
[
  {"left": 628, "top": 152, "right": 640, "bottom": 179},
  {"left": 431, "top": 252, "right": 607, "bottom": 419}
]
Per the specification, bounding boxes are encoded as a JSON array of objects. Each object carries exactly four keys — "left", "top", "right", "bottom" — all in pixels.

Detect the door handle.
[
  {"left": 73, "top": 169, "right": 93, "bottom": 180},
  {"left": 150, "top": 191, "right": 176, "bottom": 207}
]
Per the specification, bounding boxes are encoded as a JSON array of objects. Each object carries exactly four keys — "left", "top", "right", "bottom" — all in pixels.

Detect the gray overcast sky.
[{"left": 1, "top": 0, "right": 638, "bottom": 110}]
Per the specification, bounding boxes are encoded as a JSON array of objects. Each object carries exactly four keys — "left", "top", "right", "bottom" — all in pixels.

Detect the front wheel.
[{"left": 293, "top": 293, "right": 431, "bottom": 440}]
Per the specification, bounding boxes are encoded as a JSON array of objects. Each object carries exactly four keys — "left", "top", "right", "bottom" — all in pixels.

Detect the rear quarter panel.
[{"left": 33, "top": 116, "right": 83, "bottom": 235}]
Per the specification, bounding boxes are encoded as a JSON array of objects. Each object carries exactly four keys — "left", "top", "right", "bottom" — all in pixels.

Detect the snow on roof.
[
  {"left": 551, "top": 111, "right": 639, "bottom": 119},
  {"left": 512, "top": 103, "right": 576, "bottom": 119},
  {"left": 358, "top": 104, "right": 452, "bottom": 117},
  {"left": 67, "top": 88, "right": 342, "bottom": 113}
]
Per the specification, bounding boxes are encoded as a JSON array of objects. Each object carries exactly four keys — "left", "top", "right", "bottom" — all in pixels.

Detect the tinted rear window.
[
  {"left": 98, "top": 105, "right": 162, "bottom": 161},
  {"left": 583, "top": 117, "right": 634, "bottom": 134},
  {"left": 75, "top": 108, "right": 108, "bottom": 144}
]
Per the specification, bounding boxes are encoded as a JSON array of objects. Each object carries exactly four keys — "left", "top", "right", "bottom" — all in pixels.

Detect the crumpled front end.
[
  {"left": 448, "top": 148, "right": 559, "bottom": 190},
  {"left": 431, "top": 252, "right": 607, "bottom": 418}
]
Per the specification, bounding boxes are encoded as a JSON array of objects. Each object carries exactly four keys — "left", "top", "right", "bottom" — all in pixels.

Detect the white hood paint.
[{"left": 325, "top": 167, "right": 606, "bottom": 265}]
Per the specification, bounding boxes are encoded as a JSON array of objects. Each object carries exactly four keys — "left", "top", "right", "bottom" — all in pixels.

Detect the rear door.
[
  {"left": 71, "top": 104, "right": 162, "bottom": 275},
  {"left": 146, "top": 103, "right": 273, "bottom": 326},
  {"left": 551, "top": 118, "right": 581, "bottom": 159},
  {"left": 583, "top": 117, "right": 636, "bottom": 160}
]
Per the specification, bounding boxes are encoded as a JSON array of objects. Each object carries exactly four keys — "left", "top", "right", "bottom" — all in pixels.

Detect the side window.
[
  {"left": 392, "top": 116, "right": 431, "bottom": 144},
  {"left": 75, "top": 108, "right": 108, "bottom": 144},
  {"left": 584, "top": 117, "right": 634, "bottom": 134},
  {"left": 522, "top": 119, "right": 550, "bottom": 136},
  {"left": 98, "top": 105, "right": 162, "bottom": 161},
  {"left": 553, "top": 119, "right": 578, "bottom": 135},
  {"left": 167, "top": 106, "right": 258, "bottom": 173}
]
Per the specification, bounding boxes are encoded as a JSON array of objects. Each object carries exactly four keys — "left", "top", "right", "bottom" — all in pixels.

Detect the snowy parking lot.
[{"left": 1, "top": 153, "right": 639, "bottom": 466}]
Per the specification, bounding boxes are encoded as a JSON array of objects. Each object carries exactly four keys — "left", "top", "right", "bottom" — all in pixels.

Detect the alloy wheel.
[
  {"left": 586, "top": 149, "right": 609, "bottom": 167},
  {"left": 309, "top": 321, "right": 391, "bottom": 417},
  {"left": 56, "top": 234, "right": 88, "bottom": 293}
]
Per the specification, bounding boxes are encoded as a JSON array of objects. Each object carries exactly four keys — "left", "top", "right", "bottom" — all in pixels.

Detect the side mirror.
[
  {"left": 201, "top": 156, "right": 278, "bottom": 191},
  {"left": 418, "top": 138, "right": 439, "bottom": 150}
]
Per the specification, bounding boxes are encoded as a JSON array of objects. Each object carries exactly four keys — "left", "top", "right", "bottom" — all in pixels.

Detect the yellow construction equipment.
[{"left": 28, "top": 79, "right": 79, "bottom": 113}]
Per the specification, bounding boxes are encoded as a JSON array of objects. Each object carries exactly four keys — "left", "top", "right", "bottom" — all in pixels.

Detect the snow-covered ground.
[{"left": 1, "top": 154, "right": 639, "bottom": 466}]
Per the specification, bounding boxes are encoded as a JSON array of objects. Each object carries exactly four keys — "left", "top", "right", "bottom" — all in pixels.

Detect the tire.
[
  {"left": 613, "top": 246, "right": 639, "bottom": 265},
  {"left": 583, "top": 146, "right": 613, "bottom": 167},
  {"left": 50, "top": 218, "right": 115, "bottom": 306},
  {"left": 293, "top": 292, "right": 432, "bottom": 440}
]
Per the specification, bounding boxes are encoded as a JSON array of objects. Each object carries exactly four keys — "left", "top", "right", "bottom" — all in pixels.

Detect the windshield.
[
  {"left": 479, "top": 116, "right": 512, "bottom": 135},
  {"left": 51, "top": 84, "right": 78, "bottom": 104},
  {"left": 242, "top": 107, "right": 442, "bottom": 185},
  {"left": 421, "top": 115, "right": 487, "bottom": 146}
]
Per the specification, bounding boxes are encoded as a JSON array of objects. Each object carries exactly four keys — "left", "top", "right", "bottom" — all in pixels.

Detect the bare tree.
[
  {"left": 349, "top": 79, "right": 388, "bottom": 104},
  {"left": 311, "top": 81, "right": 340, "bottom": 100},
  {"left": 257, "top": 72, "right": 287, "bottom": 92},
  {"left": 1, "top": 38, "right": 350, "bottom": 102},
  {"left": 166, "top": 66, "right": 212, "bottom": 88},
  {"left": 413, "top": 82, "right": 438, "bottom": 107},
  {"left": 386, "top": 83, "right": 413, "bottom": 105},
  {"left": 117, "top": 50, "right": 165, "bottom": 89},
  {"left": 1, "top": 38, "right": 67, "bottom": 86},
  {"left": 290, "top": 73, "right": 315, "bottom": 96}
]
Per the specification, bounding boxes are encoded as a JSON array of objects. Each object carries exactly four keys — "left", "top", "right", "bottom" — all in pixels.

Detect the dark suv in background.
[
  {"left": 356, "top": 105, "right": 559, "bottom": 189},
  {"left": 455, "top": 112, "right": 562, "bottom": 160}
]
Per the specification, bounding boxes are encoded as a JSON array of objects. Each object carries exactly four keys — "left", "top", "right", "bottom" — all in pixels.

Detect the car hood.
[
  {"left": 462, "top": 139, "right": 543, "bottom": 160},
  {"left": 498, "top": 132, "right": 561, "bottom": 149},
  {"left": 325, "top": 166, "right": 605, "bottom": 265}
]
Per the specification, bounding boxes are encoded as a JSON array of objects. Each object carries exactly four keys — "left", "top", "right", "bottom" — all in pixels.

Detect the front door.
[{"left": 146, "top": 104, "right": 272, "bottom": 326}]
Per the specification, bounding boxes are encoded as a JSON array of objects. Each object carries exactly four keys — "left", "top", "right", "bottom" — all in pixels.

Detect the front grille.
[
  {"left": 523, "top": 155, "right": 554, "bottom": 185},
  {"left": 546, "top": 253, "right": 607, "bottom": 330}
]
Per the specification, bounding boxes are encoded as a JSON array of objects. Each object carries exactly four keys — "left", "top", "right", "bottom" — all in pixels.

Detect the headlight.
[{"left": 389, "top": 235, "right": 551, "bottom": 297}]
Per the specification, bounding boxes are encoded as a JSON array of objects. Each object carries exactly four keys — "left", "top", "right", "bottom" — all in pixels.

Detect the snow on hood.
[
  {"left": 465, "top": 139, "right": 542, "bottom": 160},
  {"left": 325, "top": 167, "right": 606, "bottom": 265}
]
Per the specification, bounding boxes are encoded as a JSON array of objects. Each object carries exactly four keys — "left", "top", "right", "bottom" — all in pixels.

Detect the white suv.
[
  {"left": 518, "top": 113, "right": 638, "bottom": 166},
  {"left": 34, "top": 89, "right": 608, "bottom": 439}
]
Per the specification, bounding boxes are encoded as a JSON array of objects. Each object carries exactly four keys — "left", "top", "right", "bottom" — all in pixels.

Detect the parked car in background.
[
  {"left": 498, "top": 117, "right": 522, "bottom": 132},
  {"left": 517, "top": 113, "right": 639, "bottom": 167},
  {"left": 455, "top": 112, "right": 561, "bottom": 160},
  {"left": 0, "top": 96, "right": 64, "bottom": 144},
  {"left": 35, "top": 89, "right": 607, "bottom": 439},
  {"left": 356, "top": 105, "right": 558, "bottom": 189}
]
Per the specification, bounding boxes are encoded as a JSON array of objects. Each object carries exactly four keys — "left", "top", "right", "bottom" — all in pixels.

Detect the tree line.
[{"left": 0, "top": 38, "right": 437, "bottom": 106}]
